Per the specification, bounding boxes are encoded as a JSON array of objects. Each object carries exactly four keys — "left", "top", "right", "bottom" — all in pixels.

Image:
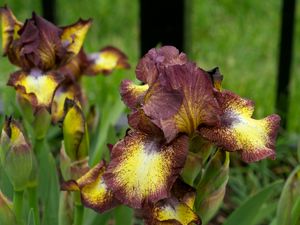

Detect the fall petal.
[
  {"left": 103, "top": 131, "right": 188, "bottom": 208},
  {"left": 199, "top": 90, "right": 281, "bottom": 163},
  {"left": 85, "top": 46, "right": 130, "bottom": 75},
  {"left": 0, "top": 6, "right": 22, "bottom": 55},
  {"left": 7, "top": 69, "right": 63, "bottom": 112},
  {"left": 120, "top": 79, "right": 149, "bottom": 109},
  {"left": 62, "top": 161, "right": 118, "bottom": 213}
]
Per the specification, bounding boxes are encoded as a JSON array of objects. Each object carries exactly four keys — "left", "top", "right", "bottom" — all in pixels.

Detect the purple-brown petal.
[
  {"left": 199, "top": 90, "right": 281, "bottom": 163},
  {"left": 136, "top": 46, "right": 187, "bottom": 85},
  {"left": 143, "top": 62, "right": 221, "bottom": 142}
]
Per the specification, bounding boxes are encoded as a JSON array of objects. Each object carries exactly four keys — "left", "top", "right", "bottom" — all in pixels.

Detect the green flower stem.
[
  {"left": 28, "top": 186, "right": 40, "bottom": 225},
  {"left": 74, "top": 204, "right": 84, "bottom": 225},
  {"left": 13, "top": 190, "right": 24, "bottom": 224}
]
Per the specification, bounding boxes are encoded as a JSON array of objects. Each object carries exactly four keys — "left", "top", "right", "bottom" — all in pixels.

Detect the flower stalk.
[{"left": 13, "top": 190, "right": 23, "bottom": 225}]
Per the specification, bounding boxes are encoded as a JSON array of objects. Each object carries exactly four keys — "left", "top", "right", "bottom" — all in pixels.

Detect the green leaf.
[
  {"left": 27, "top": 209, "right": 36, "bottom": 225},
  {"left": 223, "top": 180, "right": 283, "bottom": 225},
  {"left": 90, "top": 98, "right": 125, "bottom": 165},
  {"left": 276, "top": 165, "right": 300, "bottom": 225},
  {"left": 195, "top": 150, "right": 230, "bottom": 224}
]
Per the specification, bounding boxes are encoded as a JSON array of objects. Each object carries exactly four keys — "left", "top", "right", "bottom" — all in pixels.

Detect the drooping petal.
[
  {"left": 149, "top": 197, "right": 201, "bottom": 225},
  {"left": 120, "top": 79, "right": 149, "bottom": 109},
  {"left": 199, "top": 90, "right": 281, "bottom": 163},
  {"left": 61, "top": 161, "right": 118, "bottom": 213},
  {"left": 0, "top": 5, "right": 22, "bottom": 55},
  {"left": 7, "top": 69, "right": 63, "bottom": 112},
  {"left": 143, "top": 62, "right": 221, "bottom": 142},
  {"left": 63, "top": 99, "right": 89, "bottom": 161},
  {"left": 136, "top": 46, "right": 187, "bottom": 85},
  {"left": 85, "top": 46, "right": 130, "bottom": 75},
  {"left": 60, "top": 19, "right": 92, "bottom": 60},
  {"left": 103, "top": 131, "right": 188, "bottom": 208}
]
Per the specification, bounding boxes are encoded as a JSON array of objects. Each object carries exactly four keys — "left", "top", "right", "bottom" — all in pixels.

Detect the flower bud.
[
  {"left": 63, "top": 99, "right": 89, "bottom": 162},
  {"left": 0, "top": 190, "right": 16, "bottom": 225},
  {"left": 0, "top": 117, "right": 33, "bottom": 191}
]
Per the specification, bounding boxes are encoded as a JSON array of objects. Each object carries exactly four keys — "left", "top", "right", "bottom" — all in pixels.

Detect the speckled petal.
[
  {"left": 85, "top": 46, "right": 130, "bottom": 75},
  {"left": 7, "top": 69, "right": 63, "bottom": 112},
  {"left": 103, "top": 131, "right": 188, "bottom": 208},
  {"left": 199, "top": 90, "right": 281, "bottom": 163}
]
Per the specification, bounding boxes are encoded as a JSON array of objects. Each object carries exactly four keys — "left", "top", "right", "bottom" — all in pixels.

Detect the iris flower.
[
  {"left": 0, "top": 6, "right": 91, "bottom": 112},
  {"left": 62, "top": 46, "right": 280, "bottom": 224}
]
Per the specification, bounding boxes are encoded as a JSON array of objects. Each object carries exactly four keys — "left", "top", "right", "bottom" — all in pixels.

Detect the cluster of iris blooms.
[{"left": 0, "top": 5, "right": 281, "bottom": 225}]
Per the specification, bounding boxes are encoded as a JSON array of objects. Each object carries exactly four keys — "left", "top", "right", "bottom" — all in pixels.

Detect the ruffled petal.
[
  {"left": 61, "top": 161, "right": 118, "bottom": 213},
  {"left": 7, "top": 69, "right": 63, "bottom": 112},
  {"left": 0, "top": 6, "right": 22, "bottom": 55},
  {"left": 103, "top": 131, "right": 189, "bottom": 208},
  {"left": 136, "top": 46, "right": 187, "bottom": 85},
  {"left": 120, "top": 79, "right": 149, "bottom": 109},
  {"left": 60, "top": 19, "right": 92, "bottom": 60},
  {"left": 85, "top": 46, "right": 130, "bottom": 75},
  {"left": 199, "top": 90, "right": 281, "bottom": 163},
  {"left": 143, "top": 62, "right": 221, "bottom": 142}
]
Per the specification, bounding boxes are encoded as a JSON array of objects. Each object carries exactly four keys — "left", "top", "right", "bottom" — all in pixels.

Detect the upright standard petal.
[
  {"left": 60, "top": 19, "right": 92, "bottom": 60},
  {"left": 0, "top": 6, "right": 22, "bottom": 55},
  {"left": 103, "top": 131, "right": 189, "bottom": 208},
  {"left": 143, "top": 63, "right": 221, "bottom": 142},
  {"left": 61, "top": 161, "right": 118, "bottom": 213},
  {"left": 7, "top": 69, "right": 63, "bottom": 112},
  {"left": 136, "top": 46, "right": 187, "bottom": 85},
  {"left": 199, "top": 90, "right": 281, "bottom": 163},
  {"left": 85, "top": 46, "right": 130, "bottom": 75},
  {"left": 17, "top": 13, "right": 64, "bottom": 70}
]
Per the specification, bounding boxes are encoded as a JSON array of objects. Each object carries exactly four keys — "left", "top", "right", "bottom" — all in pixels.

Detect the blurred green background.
[{"left": 0, "top": 0, "right": 299, "bottom": 224}]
